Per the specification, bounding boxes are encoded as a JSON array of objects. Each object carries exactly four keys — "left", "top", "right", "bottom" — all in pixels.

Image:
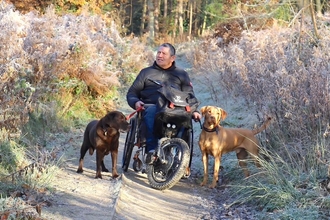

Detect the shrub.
[
  {"left": 189, "top": 22, "right": 330, "bottom": 148},
  {"left": 188, "top": 18, "right": 330, "bottom": 218},
  {"left": 0, "top": 1, "right": 152, "bottom": 132}
]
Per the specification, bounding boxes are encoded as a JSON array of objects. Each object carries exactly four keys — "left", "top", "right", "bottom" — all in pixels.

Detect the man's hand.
[
  {"left": 135, "top": 101, "right": 145, "bottom": 110},
  {"left": 192, "top": 112, "right": 201, "bottom": 122}
]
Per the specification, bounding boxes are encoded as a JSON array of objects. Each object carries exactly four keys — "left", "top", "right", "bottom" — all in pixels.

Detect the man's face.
[{"left": 155, "top": 46, "right": 175, "bottom": 69}]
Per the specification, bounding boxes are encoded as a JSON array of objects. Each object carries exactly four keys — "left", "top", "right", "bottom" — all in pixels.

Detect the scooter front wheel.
[{"left": 147, "top": 138, "right": 190, "bottom": 190}]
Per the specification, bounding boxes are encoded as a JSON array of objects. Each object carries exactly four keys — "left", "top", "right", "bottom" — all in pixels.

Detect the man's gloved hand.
[
  {"left": 135, "top": 101, "right": 145, "bottom": 110},
  {"left": 192, "top": 111, "right": 201, "bottom": 122}
]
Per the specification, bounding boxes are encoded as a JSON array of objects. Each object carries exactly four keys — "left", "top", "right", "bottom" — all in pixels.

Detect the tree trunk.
[
  {"left": 315, "top": 0, "right": 322, "bottom": 16},
  {"left": 297, "top": 0, "right": 310, "bottom": 12},
  {"left": 188, "top": 0, "right": 193, "bottom": 37},
  {"left": 200, "top": 0, "right": 207, "bottom": 36},
  {"left": 164, "top": 0, "right": 168, "bottom": 17},
  {"left": 178, "top": 0, "right": 184, "bottom": 36},
  {"left": 147, "top": 0, "right": 155, "bottom": 44},
  {"left": 310, "top": 0, "right": 320, "bottom": 38},
  {"left": 194, "top": 1, "right": 198, "bottom": 36},
  {"left": 173, "top": 1, "right": 178, "bottom": 38},
  {"left": 129, "top": 0, "right": 133, "bottom": 33},
  {"left": 140, "top": 0, "right": 147, "bottom": 35},
  {"left": 201, "top": 13, "right": 207, "bottom": 36},
  {"left": 154, "top": 0, "right": 160, "bottom": 39}
]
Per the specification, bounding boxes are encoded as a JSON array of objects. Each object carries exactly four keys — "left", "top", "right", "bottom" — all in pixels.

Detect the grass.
[
  {"left": 0, "top": 197, "right": 40, "bottom": 219},
  {"left": 0, "top": 135, "right": 64, "bottom": 192},
  {"left": 225, "top": 136, "right": 330, "bottom": 218},
  {"left": 0, "top": 140, "right": 26, "bottom": 176},
  {"left": 0, "top": 135, "right": 64, "bottom": 219}
]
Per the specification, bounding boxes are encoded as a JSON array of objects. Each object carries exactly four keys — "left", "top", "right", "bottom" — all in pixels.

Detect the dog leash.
[
  {"left": 197, "top": 119, "right": 202, "bottom": 129},
  {"left": 126, "top": 106, "right": 143, "bottom": 120}
]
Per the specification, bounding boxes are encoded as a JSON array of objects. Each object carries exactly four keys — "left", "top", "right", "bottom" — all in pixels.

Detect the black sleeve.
[
  {"left": 180, "top": 71, "right": 200, "bottom": 112},
  {"left": 126, "top": 70, "right": 146, "bottom": 109}
]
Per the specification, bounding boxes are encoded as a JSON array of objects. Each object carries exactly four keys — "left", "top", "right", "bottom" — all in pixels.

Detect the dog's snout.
[
  {"left": 120, "top": 126, "right": 131, "bottom": 133},
  {"left": 210, "top": 115, "right": 218, "bottom": 122},
  {"left": 122, "top": 123, "right": 131, "bottom": 132}
]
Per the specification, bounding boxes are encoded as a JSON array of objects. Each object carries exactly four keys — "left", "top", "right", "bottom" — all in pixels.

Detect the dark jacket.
[{"left": 126, "top": 61, "right": 200, "bottom": 112}]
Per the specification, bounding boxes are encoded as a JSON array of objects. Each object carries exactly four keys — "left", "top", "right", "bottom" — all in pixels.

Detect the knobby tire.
[
  {"left": 147, "top": 138, "right": 190, "bottom": 190},
  {"left": 122, "top": 117, "right": 136, "bottom": 172}
]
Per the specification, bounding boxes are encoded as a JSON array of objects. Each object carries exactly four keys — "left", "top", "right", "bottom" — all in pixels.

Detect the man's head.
[{"left": 156, "top": 43, "right": 176, "bottom": 69}]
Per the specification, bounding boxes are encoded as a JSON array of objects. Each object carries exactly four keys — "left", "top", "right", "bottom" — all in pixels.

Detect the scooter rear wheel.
[{"left": 122, "top": 117, "right": 136, "bottom": 172}]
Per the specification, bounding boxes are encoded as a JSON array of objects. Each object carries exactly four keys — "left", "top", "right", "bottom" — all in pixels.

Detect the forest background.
[{"left": 1, "top": 0, "right": 330, "bottom": 219}]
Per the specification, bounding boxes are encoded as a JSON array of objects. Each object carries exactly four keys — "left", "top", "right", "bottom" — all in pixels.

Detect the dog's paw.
[
  {"left": 77, "top": 168, "right": 83, "bottom": 173},
  {"left": 102, "top": 168, "right": 110, "bottom": 172},
  {"left": 95, "top": 174, "right": 103, "bottom": 179},
  {"left": 112, "top": 174, "right": 120, "bottom": 179},
  {"left": 182, "top": 168, "right": 191, "bottom": 179},
  {"left": 209, "top": 184, "right": 216, "bottom": 189},
  {"left": 209, "top": 181, "right": 217, "bottom": 189}
]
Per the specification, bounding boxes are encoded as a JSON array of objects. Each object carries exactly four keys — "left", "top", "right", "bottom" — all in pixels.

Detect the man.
[{"left": 126, "top": 43, "right": 201, "bottom": 163}]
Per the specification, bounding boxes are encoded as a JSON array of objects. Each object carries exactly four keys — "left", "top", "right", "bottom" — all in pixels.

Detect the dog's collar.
[{"left": 203, "top": 125, "right": 219, "bottom": 134}]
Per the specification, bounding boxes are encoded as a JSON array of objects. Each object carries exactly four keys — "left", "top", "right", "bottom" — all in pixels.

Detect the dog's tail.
[{"left": 252, "top": 117, "right": 272, "bottom": 135}]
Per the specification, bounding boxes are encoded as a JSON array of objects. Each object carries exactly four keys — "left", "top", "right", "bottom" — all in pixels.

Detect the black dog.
[{"left": 77, "top": 111, "right": 130, "bottom": 179}]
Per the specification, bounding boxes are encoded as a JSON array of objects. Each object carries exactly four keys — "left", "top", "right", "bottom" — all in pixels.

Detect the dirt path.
[
  {"left": 40, "top": 130, "right": 125, "bottom": 220},
  {"left": 112, "top": 51, "right": 259, "bottom": 220},
  {"left": 114, "top": 168, "right": 212, "bottom": 219},
  {"left": 40, "top": 49, "right": 259, "bottom": 220}
]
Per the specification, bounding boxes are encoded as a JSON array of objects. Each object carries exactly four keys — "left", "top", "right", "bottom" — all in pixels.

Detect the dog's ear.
[
  {"left": 219, "top": 108, "right": 227, "bottom": 120},
  {"left": 102, "top": 115, "right": 112, "bottom": 127},
  {"left": 200, "top": 106, "right": 208, "bottom": 116}
]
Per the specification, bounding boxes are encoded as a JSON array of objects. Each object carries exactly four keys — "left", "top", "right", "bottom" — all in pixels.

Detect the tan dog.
[{"left": 198, "top": 106, "right": 271, "bottom": 188}]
